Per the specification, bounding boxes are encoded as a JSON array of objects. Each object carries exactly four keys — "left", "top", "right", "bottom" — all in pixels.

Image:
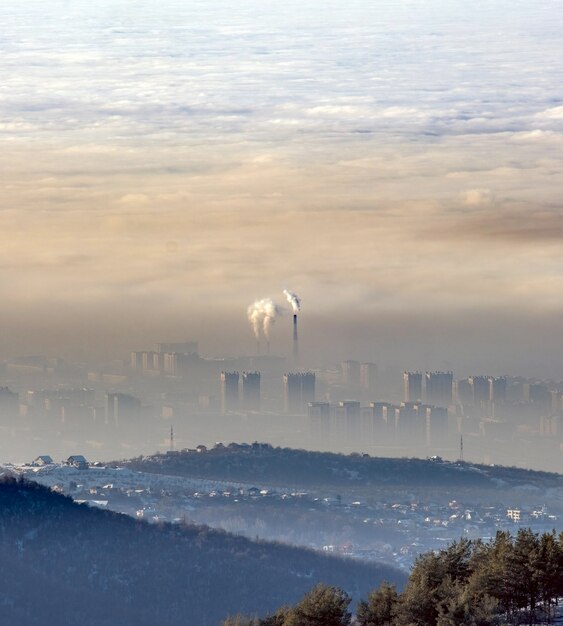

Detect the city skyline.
[
  {"left": 1, "top": 334, "right": 563, "bottom": 472},
  {"left": 1, "top": 3, "right": 562, "bottom": 624}
]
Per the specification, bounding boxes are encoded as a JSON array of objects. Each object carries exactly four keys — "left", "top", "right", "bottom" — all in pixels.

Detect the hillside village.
[{"left": 7, "top": 445, "right": 562, "bottom": 571}]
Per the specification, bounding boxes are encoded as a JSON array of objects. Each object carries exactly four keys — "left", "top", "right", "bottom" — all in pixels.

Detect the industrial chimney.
[{"left": 293, "top": 313, "right": 298, "bottom": 360}]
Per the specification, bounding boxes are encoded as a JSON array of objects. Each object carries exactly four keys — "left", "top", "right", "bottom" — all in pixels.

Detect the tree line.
[{"left": 223, "top": 529, "right": 563, "bottom": 626}]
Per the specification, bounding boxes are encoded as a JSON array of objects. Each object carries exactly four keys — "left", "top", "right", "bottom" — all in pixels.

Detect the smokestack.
[
  {"left": 293, "top": 313, "right": 298, "bottom": 360},
  {"left": 283, "top": 290, "right": 301, "bottom": 363}
]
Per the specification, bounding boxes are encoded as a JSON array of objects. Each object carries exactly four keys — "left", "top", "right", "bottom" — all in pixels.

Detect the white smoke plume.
[
  {"left": 283, "top": 289, "right": 301, "bottom": 314},
  {"left": 247, "top": 298, "right": 284, "bottom": 339}
]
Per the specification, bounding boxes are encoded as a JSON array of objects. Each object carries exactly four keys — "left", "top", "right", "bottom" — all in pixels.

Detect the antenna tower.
[
  {"left": 170, "top": 425, "right": 174, "bottom": 452},
  {"left": 459, "top": 434, "right": 464, "bottom": 462}
]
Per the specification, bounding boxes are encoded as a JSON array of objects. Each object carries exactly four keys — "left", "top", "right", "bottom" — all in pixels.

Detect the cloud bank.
[{"left": 0, "top": 0, "right": 562, "bottom": 370}]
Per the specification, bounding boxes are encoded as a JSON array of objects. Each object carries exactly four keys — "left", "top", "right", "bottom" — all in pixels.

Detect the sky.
[{"left": 1, "top": 0, "right": 563, "bottom": 375}]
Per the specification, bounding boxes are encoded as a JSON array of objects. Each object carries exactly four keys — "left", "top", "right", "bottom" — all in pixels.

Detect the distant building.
[
  {"left": 308, "top": 402, "right": 330, "bottom": 420},
  {"left": 335, "top": 400, "right": 361, "bottom": 420},
  {"left": 156, "top": 341, "right": 198, "bottom": 355},
  {"left": 130, "top": 351, "right": 142, "bottom": 370},
  {"left": 456, "top": 378, "right": 473, "bottom": 407},
  {"left": 529, "top": 383, "right": 551, "bottom": 412},
  {"left": 162, "top": 352, "right": 179, "bottom": 375},
  {"left": 241, "top": 372, "right": 260, "bottom": 411},
  {"left": 369, "top": 402, "right": 391, "bottom": 420},
  {"left": 360, "top": 363, "right": 378, "bottom": 392},
  {"left": 33, "top": 455, "right": 54, "bottom": 466},
  {"left": 403, "top": 372, "right": 423, "bottom": 403},
  {"left": 160, "top": 351, "right": 204, "bottom": 377},
  {"left": 308, "top": 402, "right": 330, "bottom": 438},
  {"left": 507, "top": 508, "right": 521, "bottom": 523},
  {"left": 284, "top": 373, "right": 302, "bottom": 414},
  {"left": 67, "top": 455, "right": 88, "bottom": 470},
  {"left": 506, "top": 379, "right": 529, "bottom": 403},
  {"left": 468, "top": 376, "right": 490, "bottom": 413},
  {"left": 369, "top": 402, "right": 397, "bottom": 442},
  {"left": 490, "top": 377, "right": 507, "bottom": 405},
  {"left": 334, "top": 401, "right": 361, "bottom": 438},
  {"left": 540, "top": 415, "right": 558, "bottom": 437},
  {"left": 105, "top": 393, "right": 141, "bottom": 427},
  {"left": 396, "top": 402, "right": 425, "bottom": 444},
  {"left": 220, "top": 371, "right": 240, "bottom": 413},
  {"left": 302, "top": 373, "right": 315, "bottom": 406},
  {"left": 549, "top": 391, "right": 561, "bottom": 414},
  {"left": 130, "top": 351, "right": 160, "bottom": 371},
  {"left": 341, "top": 361, "right": 361, "bottom": 387},
  {"left": 283, "top": 372, "right": 315, "bottom": 414},
  {"left": 425, "top": 372, "right": 453, "bottom": 407}
]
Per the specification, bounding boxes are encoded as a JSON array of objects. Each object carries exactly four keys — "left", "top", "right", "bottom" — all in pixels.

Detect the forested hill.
[
  {"left": 223, "top": 530, "right": 563, "bottom": 626},
  {"left": 122, "top": 444, "right": 563, "bottom": 491},
  {"left": 0, "top": 477, "right": 404, "bottom": 626}
]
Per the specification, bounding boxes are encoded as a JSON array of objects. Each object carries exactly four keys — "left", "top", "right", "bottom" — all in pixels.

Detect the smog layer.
[{"left": 1, "top": 0, "right": 563, "bottom": 376}]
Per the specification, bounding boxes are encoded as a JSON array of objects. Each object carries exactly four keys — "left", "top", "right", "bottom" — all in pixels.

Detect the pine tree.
[
  {"left": 356, "top": 581, "right": 398, "bottom": 626},
  {"left": 284, "top": 584, "right": 351, "bottom": 626},
  {"left": 394, "top": 552, "right": 447, "bottom": 626}
]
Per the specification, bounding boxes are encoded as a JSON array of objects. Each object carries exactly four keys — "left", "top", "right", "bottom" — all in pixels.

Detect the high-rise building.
[
  {"left": 283, "top": 372, "right": 316, "bottom": 414},
  {"left": 334, "top": 401, "right": 361, "bottom": 439},
  {"left": 403, "top": 372, "right": 423, "bottom": 402},
  {"left": 368, "top": 402, "right": 397, "bottom": 442},
  {"left": 540, "top": 415, "right": 558, "bottom": 437},
  {"left": 163, "top": 353, "right": 179, "bottom": 375},
  {"left": 130, "top": 351, "right": 143, "bottom": 370},
  {"left": 156, "top": 341, "right": 198, "bottom": 355},
  {"left": 220, "top": 371, "right": 240, "bottom": 413},
  {"left": 241, "top": 372, "right": 260, "bottom": 411},
  {"left": 341, "top": 360, "right": 361, "bottom": 387},
  {"left": 161, "top": 351, "right": 203, "bottom": 377},
  {"left": 360, "top": 362, "right": 378, "bottom": 392},
  {"left": 425, "top": 372, "right": 453, "bottom": 407},
  {"left": 335, "top": 400, "right": 361, "bottom": 420},
  {"left": 308, "top": 401, "right": 330, "bottom": 420},
  {"left": 550, "top": 391, "right": 561, "bottom": 414},
  {"left": 456, "top": 378, "right": 473, "bottom": 406},
  {"left": 489, "top": 377, "right": 507, "bottom": 405},
  {"left": 105, "top": 393, "right": 141, "bottom": 427},
  {"left": 529, "top": 383, "right": 551, "bottom": 412},
  {"left": 395, "top": 402, "right": 424, "bottom": 444},
  {"left": 468, "top": 376, "right": 491, "bottom": 413},
  {"left": 369, "top": 402, "right": 391, "bottom": 420},
  {"left": 301, "top": 372, "right": 316, "bottom": 406},
  {"left": 283, "top": 373, "right": 301, "bottom": 414},
  {"left": 130, "top": 351, "right": 159, "bottom": 371},
  {"left": 308, "top": 402, "right": 331, "bottom": 439}
]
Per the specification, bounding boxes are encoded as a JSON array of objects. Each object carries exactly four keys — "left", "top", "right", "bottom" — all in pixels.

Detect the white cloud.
[
  {"left": 537, "top": 106, "right": 563, "bottom": 120},
  {"left": 0, "top": 0, "right": 562, "bottom": 327},
  {"left": 463, "top": 189, "right": 495, "bottom": 206}
]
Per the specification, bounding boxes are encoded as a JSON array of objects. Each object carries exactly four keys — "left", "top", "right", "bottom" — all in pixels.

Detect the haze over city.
[
  {"left": 2, "top": 3, "right": 563, "bottom": 625},
  {"left": 0, "top": 0, "right": 562, "bottom": 379}
]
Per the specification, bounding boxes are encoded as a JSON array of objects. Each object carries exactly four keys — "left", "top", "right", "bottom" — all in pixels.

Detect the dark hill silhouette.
[
  {"left": 123, "top": 444, "right": 563, "bottom": 491},
  {"left": 0, "top": 477, "right": 404, "bottom": 626}
]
